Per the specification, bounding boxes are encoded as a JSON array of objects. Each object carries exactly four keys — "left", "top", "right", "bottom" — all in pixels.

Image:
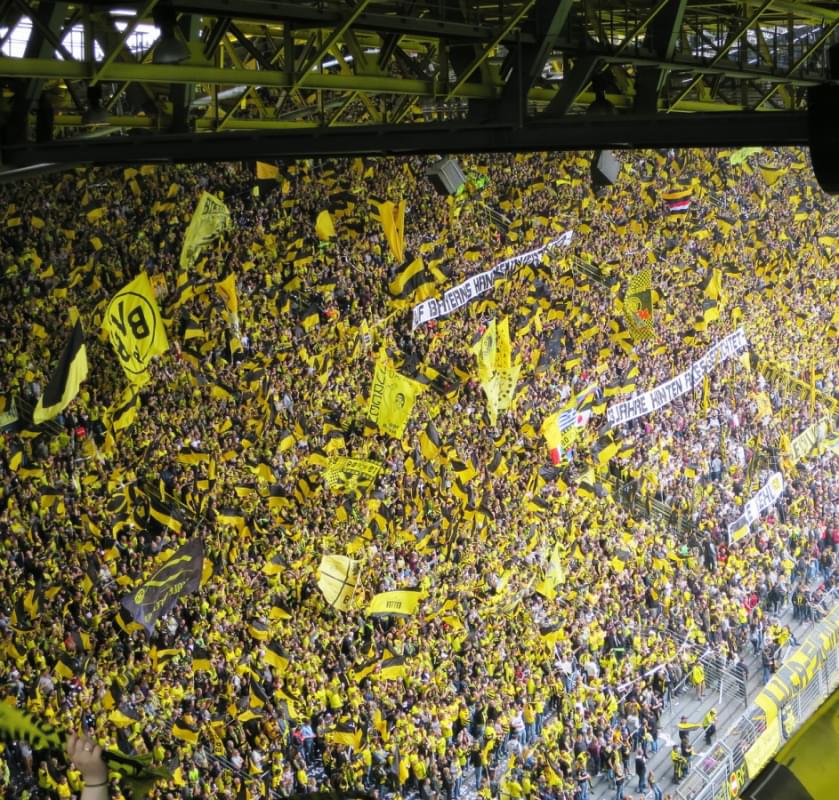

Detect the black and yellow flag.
[
  {"left": 322, "top": 456, "right": 381, "bottom": 498},
  {"left": 180, "top": 191, "right": 231, "bottom": 268},
  {"left": 33, "top": 319, "right": 88, "bottom": 423},
  {"left": 316, "top": 554, "right": 360, "bottom": 612},
  {"left": 120, "top": 539, "right": 204, "bottom": 634},
  {"left": 624, "top": 268, "right": 654, "bottom": 341},
  {"left": 171, "top": 719, "right": 199, "bottom": 745},
  {"left": 102, "top": 272, "right": 169, "bottom": 385},
  {"left": 388, "top": 253, "right": 444, "bottom": 302},
  {"left": 366, "top": 589, "right": 423, "bottom": 618},
  {"left": 366, "top": 354, "right": 426, "bottom": 439}
]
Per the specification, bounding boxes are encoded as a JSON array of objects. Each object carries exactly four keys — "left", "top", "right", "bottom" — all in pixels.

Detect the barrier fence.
[{"left": 673, "top": 602, "right": 839, "bottom": 800}]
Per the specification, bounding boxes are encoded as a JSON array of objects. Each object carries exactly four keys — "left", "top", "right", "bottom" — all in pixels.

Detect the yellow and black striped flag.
[
  {"left": 120, "top": 539, "right": 204, "bottom": 634},
  {"left": 171, "top": 719, "right": 199, "bottom": 745},
  {"left": 317, "top": 555, "right": 360, "bottom": 612},
  {"left": 33, "top": 320, "right": 88, "bottom": 424},
  {"left": 624, "top": 268, "right": 654, "bottom": 341}
]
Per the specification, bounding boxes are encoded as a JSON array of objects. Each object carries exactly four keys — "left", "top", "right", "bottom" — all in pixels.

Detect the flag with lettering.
[{"left": 121, "top": 539, "right": 204, "bottom": 634}]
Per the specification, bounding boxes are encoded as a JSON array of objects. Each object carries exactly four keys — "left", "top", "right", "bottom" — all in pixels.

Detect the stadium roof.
[{"left": 0, "top": 1, "right": 837, "bottom": 168}]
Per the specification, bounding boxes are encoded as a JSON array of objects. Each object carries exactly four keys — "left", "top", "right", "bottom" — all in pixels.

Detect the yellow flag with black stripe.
[
  {"left": 33, "top": 319, "right": 88, "bottom": 423},
  {"left": 102, "top": 272, "right": 169, "bottom": 385},
  {"left": 624, "top": 269, "right": 653, "bottom": 341},
  {"left": 317, "top": 554, "right": 361, "bottom": 612},
  {"left": 120, "top": 540, "right": 203, "bottom": 634}
]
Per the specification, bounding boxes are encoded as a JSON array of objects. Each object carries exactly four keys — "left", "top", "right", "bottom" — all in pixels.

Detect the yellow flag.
[
  {"left": 366, "top": 589, "right": 422, "bottom": 618},
  {"left": 624, "top": 269, "right": 653, "bottom": 340},
  {"left": 317, "top": 554, "right": 361, "bottom": 612},
  {"left": 495, "top": 317, "right": 512, "bottom": 370},
  {"left": 470, "top": 319, "right": 497, "bottom": 381},
  {"left": 366, "top": 354, "right": 425, "bottom": 438},
  {"left": 315, "top": 209, "right": 336, "bottom": 241},
  {"left": 180, "top": 192, "right": 231, "bottom": 268},
  {"left": 102, "top": 272, "right": 169, "bottom": 385},
  {"left": 215, "top": 273, "right": 238, "bottom": 316},
  {"left": 255, "top": 161, "right": 279, "bottom": 180},
  {"left": 496, "top": 363, "right": 521, "bottom": 413},
  {"left": 703, "top": 268, "right": 723, "bottom": 301},
  {"left": 370, "top": 199, "right": 406, "bottom": 262}
]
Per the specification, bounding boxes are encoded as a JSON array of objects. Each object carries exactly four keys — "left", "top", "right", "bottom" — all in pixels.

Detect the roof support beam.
[
  {"left": 543, "top": 54, "right": 599, "bottom": 116},
  {"left": 669, "top": 0, "right": 774, "bottom": 111},
  {"left": 2, "top": 111, "right": 809, "bottom": 167},
  {"left": 445, "top": 1, "right": 535, "bottom": 100},
  {"left": 753, "top": 20, "right": 839, "bottom": 110}
]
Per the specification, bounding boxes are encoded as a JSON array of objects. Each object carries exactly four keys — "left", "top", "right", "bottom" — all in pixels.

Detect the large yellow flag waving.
[
  {"left": 317, "top": 555, "right": 361, "bottom": 612},
  {"left": 102, "top": 272, "right": 169, "bottom": 385},
  {"left": 180, "top": 192, "right": 231, "bottom": 268},
  {"left": 215, "top": 273, "right": 239, "bottom": 316},
  {"left": 370, "top": 199, "right": 406, "bottom": 262},
  {"left": 366, "top": 353, "right": 425, "bottom": 438}
]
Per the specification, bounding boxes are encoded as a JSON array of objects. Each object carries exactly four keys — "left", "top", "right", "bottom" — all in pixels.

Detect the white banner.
[
  {"left": 411, "top": 231, "right": 574, "bottom": 330},
  {"left": 607, "top": 328, "right": 749, "bottom": 427},
  {"left": 727, "top": 472, "right": 785, "bottom": 544}
]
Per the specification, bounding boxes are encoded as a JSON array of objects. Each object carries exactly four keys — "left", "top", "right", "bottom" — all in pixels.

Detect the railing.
[
  {"left": 673, "top": 603, "right": 839, "bottom": 800},
  {"left": 568, "top": 255, "right": 612, "bottom": 288},
  {"left": 601, "top": 470, "right": 697, "bottom": 537}
]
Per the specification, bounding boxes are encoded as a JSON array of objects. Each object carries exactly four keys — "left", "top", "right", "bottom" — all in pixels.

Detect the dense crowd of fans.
[{"left": 0, "top": 146, "right": 837, "bottom": 800}]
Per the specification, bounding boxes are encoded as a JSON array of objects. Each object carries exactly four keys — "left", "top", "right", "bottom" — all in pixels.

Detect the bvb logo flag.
[
  {"left": 121, "top": 539, "right": 204, "bottom": 634},
  {"left": 179, "top": 192, "right": 231, "bottom": 269},
  {"left": 316, "top": 555, "right": 361, "bottom": 612},
  {"left": 366, "top": 354, "right": 426, "bottom": 439},
  {"left": 323, "top": 457, "right": 381, "bottom": 498},
  {"left": 470, "top": 319, "right": 497, "bottom": 382},
  {"left": 102, "top": 272, "right": 169, "bottom": 385},
  {"left": 624, "top": 268, "right": 654, "bottom": 341}
]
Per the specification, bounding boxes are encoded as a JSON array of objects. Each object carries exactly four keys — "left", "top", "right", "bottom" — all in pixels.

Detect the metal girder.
[
  {"left": 669, "top": 0, "right": 774, "bottom": 111},
  {"left": 493, "top": 0, "right": 575, "bottom": 122},
  {"left": 543, "top": 54, "right": 599, "bottom": 117},
  {"left": 444, "top": 0, "right": 534, "bottom": 100},
  {"left": 1, "top": 112, "right": 809, "bottom": 167},
  {"left": 634, "top": 0, "right": 688, "bottom": 113},
  {"left": 162, "top": 0, "right": 540, "bottom": 45},
  {"left": 291, "top": 0, "right": 371, "bottom": 93},
  {"left": 89, "top": 0, "right": 157, "bottom": 86},
  {"left": 753, "top": 20, "right": 839, "bottom": 110}
]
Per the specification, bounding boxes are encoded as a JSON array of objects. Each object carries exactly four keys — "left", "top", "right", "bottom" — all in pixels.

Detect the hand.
[{"left": 66, "top": 731, "right": 108, "bottom": 785}]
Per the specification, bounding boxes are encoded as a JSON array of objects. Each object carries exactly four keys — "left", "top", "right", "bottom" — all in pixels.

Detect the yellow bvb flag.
[
  {"left": 316, "top": 555, "right": 361, "bottom": 612},
  {"left": 366, "top": 353, "right": 426, "bottom": 438},
  {"left": 102, "top": 272, "right": 169, "bottom": 385},
  {"left": 624, "top": 268, "right": 654, "bottom": 341},
  {"left": 180, "top": 191, "right": 231, "bottom": 268}
]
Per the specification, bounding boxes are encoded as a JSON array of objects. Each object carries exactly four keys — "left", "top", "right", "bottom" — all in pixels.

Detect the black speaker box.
[
  {"left": 591, "top": 149, "right": 620, "bottom": 188},
  {"left": 425, "top": 158, "right": 466, "bottom": 195}
]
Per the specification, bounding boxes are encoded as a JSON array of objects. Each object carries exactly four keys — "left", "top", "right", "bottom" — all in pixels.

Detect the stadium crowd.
[{"left": 0, "top": 145, "right": 837, "bottom": 800}]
